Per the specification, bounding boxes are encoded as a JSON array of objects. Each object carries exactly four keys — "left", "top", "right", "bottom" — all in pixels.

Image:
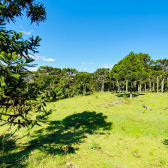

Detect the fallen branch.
[
  {"left": 105, "top": 99, "right": 126, "bottom": 108},
  {"left": 142, "top": 103, "right": 150, "bottom": 110}
]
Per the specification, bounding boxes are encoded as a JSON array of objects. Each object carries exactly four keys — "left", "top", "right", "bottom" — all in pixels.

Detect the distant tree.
[
  {"left": 154, "top": 59, "right": 168, "bottom": 93},
  {"left": 60, "top": 68, "right": 78, "bottom": 97},
  {"left": 137, "top": 53, "right": 151, "bottom": 94},
  {"left": 94, "top": 68, "right": 109, "bottom": 92},
  {"left": 114, "top": 52, "right": 145, "bottom": 98},
  {"left": 32, "top": 66, "right": 62, "bottom": 100},
  {"left": 75, "top": 72, "right": 92, "bottom": 96}
]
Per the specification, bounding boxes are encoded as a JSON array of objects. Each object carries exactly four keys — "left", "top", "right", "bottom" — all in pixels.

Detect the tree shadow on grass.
[
  {"left": 163, "top": 139, "right": 168, "bottom": 145},
  {"left": 116, "top": 93, "right": 145, "bottom": 98},
  {"left": 0, "top": 111, "right": 113, "bottom": 167}
]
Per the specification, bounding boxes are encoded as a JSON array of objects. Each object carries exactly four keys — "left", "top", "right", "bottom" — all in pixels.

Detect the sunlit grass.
[{"left": 1, "top": 92, "right": 168, "bottom": 167}]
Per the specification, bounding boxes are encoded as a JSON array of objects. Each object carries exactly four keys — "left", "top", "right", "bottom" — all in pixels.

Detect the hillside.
[{"left": 1, "top": 92, "right": 168, "bottom": 167}]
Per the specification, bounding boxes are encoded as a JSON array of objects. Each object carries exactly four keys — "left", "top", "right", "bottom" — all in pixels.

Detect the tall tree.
[
  {"left": 0, "top": 0, "right": 51, "bottom": 135},
  {"left": 60, "top": 68, "right": 78, "bottom": 97},
  {"left": 112, "top": 52, "right": 145, "bottom": 98},
  {"left": 154, "top": 59, "right": 168, "bottom": 93},
  {"left": 94, "top": 68, "right": 109, "bottom": 92},
  {"left": 75, "top": 72, "right": 92, "bottom": 96}
]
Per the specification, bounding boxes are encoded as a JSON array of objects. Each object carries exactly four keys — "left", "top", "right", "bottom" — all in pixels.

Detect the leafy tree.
[
  {"left": 94, "top": 68, "right": 109, "bottom": 92},
  {"left": 0, "top": 0, "right": 51, "bottom": 136},
  {"left": 110, "top": 60, "right": 125, "bottom": 93},
  {"left": 154, "top": 59, "right": 168, "bottom": 93},
  {"left": 75, "top": 72, "right": 92, "bottom": 96},
  {"left": 60, "top": 68, "right": 78, "bottom": 97},
  {"left": 113, "top": 52, "right": 145, "bottom": 98},
  {"left": 137, "top": 53, "right": 151, "bottom": 93},
  {"left": 32, "top": 66, "right": 62, "bottom": 100}
]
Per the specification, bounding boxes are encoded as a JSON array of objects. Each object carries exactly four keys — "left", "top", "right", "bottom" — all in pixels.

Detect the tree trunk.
[
  {"left": 83, "top": 83, "right": 85, "bottom": 96},
  {"left": 130, "top": 82, "right": 132, "bottom": 99},
  {"left": 133, "top": 81, "right": 136, "bottom": 92},
  {"left": 68, "top": 75, "right": 70, "bottom": 97},
  {"left": 138, "top": 84, "right": 140, "bottom": 94},
  {"left": 115, "top": 81, "right": 118, "bottom": 93},
  {"left": 113, "top": 81, "right": 114, "bottom": 92},
  {"left": 109, "top": 79, "right": 111, "bottom": 92},
  {"left": 161, "top": 78, "right": 164, "bottom": 94},
  {"left": 118, "top": 81, "right": 120, "bottom": 93},
  {"left": 140, "top": 84, "right": 141, "bottom": 93},
  {"left": 153, "top": 82, "right": 155, "bottom": 92},
  {"left": 126, "top": 80, "right": 128, "bottom": 93},
  {"left": 122, "top": 82, "right": 124, "bottom": 93},
  {"left": 145, "top": 83, "right": 146, "bottom": 92},
  {"left": 101, "top": 78, "right": 104, "bottom": 92},
  {"left": 157, "top": 76, "right": 159, "bottom": 93},
  {"left": 149, "top": 80, "right": 151, "bottom": 92},
  {"left": 91, "top": 82, "right": 93, "bottom": 94},
  {"left": 85, "top": 84, "right": 86, "bottom": 95},
  {"left": 117, "top": 80, "right": 120, "bottom": 93}
]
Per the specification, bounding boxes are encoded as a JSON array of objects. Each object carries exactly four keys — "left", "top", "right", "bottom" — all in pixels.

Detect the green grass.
[{"left": 1, "top": 92, "right": 168, "bottom": 167}]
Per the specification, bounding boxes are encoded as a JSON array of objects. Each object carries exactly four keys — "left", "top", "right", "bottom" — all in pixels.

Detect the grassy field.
[{"left": 1, "top": 92, "right": 168, "bottom": 168}]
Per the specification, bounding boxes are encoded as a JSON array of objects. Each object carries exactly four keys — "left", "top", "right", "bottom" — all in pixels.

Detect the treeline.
[{"left": 29, "top": 52, "right": 168, "bottom": 99}]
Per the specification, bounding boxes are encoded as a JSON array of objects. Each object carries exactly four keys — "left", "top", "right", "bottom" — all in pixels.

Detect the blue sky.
[{"left": 6, "top": 0, "right": 168, "bottom": 72}]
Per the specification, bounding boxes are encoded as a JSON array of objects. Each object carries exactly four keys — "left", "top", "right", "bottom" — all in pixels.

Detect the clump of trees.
[{"left": 30, "top": 52, "right": 168, "bottom": 99}]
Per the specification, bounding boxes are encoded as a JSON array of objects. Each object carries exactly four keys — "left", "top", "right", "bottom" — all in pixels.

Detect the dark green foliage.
[
  {"left": 94, "top": 68, "right": 109, "bottom": 92},
  {"left": 0, "top": 0, "right": 52, "bottom": 135},
  {"left": 0, "top": 0, "right": 46, "bottom": 25},
  {"left": 29, "top": 52, "right": 168, "bottom": 100},
  {"left": 75, "top": 72, "right": 92, "bottom": 96}
]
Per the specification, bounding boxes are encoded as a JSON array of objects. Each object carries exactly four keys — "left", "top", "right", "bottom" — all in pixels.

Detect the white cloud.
[
  {"left": 28, "top": 67, "right": 38, "bottom": 71},
  {"left": 22, "top": 30, "right": 34, "bottom": 35},
  {"left": 84, "top": 68, "right": 87, "bottom": 70},
  {"left": 28, "top": 55, "right": 55, "bottom": 62},
  {"left": 80, "top": 62, "right": 94, "bottom": 64},
  {"left": 28, "top": 54, "right": 45, "bottom": 61},
  {"left": 100, "top": 64, "right": 114, "bottom": 68},
  {"left": 42, "top": 58, "right": 55, "bottom": 62},
  {"left": 20, "top": 25, "right": 34, "bottom": 35}
]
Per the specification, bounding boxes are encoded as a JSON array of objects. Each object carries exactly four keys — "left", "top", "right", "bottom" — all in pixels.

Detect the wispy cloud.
[
  {"left": 42, "top": 58, "right": 55, "bottom": 62},
  {"left": 20, "top": 25, "right": 34, "bottom": 35},
  {"left": 20, "top": 25, "right": 26, "bottom": 30},
  {"left": 28, "top": 54, "right": 45, "bottom": 61},
  {"left": 100, "top": 64, "right": 114, "bottom": 68},
  {"left": 80, "top": 62, "right": 94, "bottom": 64},
  {"left": 22, "top": 30, "right": 34, "bottom": 35},
  {"left": 79, "top": 68, "right": 87, "bottom": 71},
  {"left": 28, "top": 54, "right": 55, "bottom": 62}
]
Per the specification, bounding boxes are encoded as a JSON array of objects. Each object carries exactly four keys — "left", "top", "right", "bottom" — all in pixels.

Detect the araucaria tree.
[
  {"left": 0, "top": 0, "right": 52, "bottom": 136},
  {"left": 112, "top": 52, "right": 145, "bottom": 98}
]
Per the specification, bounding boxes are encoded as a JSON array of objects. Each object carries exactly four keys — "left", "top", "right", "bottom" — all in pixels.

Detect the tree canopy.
[{"left": 0, "top": 0, "right": 52, "bottom": 136}]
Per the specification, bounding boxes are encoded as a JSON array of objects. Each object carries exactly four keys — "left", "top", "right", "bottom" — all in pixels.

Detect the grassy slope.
[{"left": 1, "top": 92, "right": 168, "bottom": 168}]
